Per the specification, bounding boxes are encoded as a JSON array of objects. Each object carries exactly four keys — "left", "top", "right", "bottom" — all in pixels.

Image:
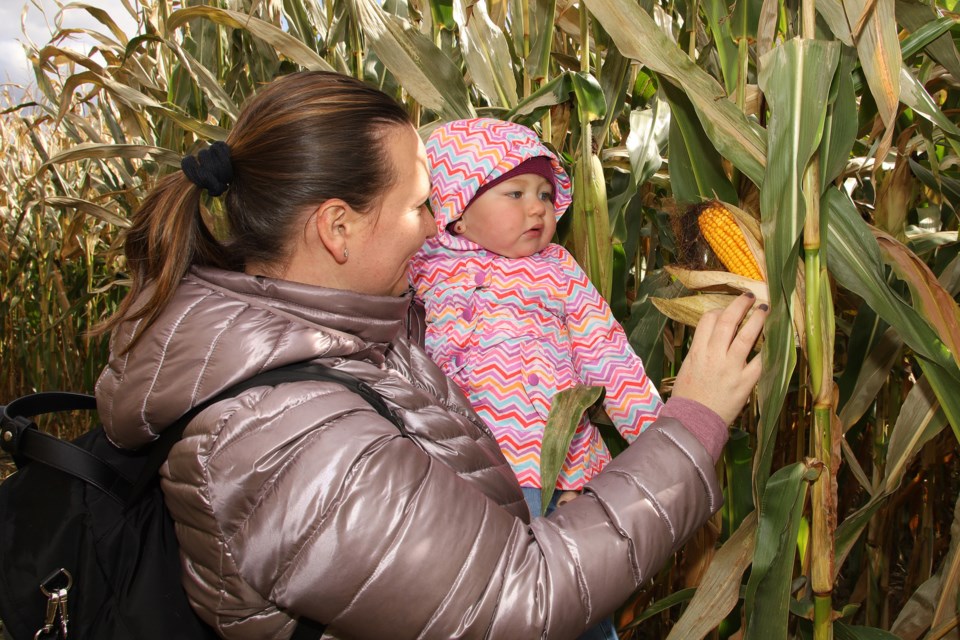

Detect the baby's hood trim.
[{"left": 425, "top": 118, "right": 572, "bottom": 251}]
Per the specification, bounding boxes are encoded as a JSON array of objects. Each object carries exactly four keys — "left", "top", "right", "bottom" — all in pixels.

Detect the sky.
[{"left": 1, "top": 0, "right": 137, "bottom": 92}]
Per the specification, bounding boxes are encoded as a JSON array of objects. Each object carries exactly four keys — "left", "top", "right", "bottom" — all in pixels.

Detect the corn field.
[{"left": 1, "top": 0, "right": 959, "bottom": 637}]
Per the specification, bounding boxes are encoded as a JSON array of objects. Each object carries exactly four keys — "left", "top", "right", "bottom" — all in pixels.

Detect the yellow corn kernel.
[{"left": 697, "top": 203, "right": 765, "bottom": 281}]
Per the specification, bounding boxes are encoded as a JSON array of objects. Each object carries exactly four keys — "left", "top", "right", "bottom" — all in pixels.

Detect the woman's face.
[{"left": 348, "top": 125, "right": 435, "bottom": 296}]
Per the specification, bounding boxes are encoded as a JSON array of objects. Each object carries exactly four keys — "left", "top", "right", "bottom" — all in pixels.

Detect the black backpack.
[{"left": 0, "top": 362, "right": 405, "bottom": 640}]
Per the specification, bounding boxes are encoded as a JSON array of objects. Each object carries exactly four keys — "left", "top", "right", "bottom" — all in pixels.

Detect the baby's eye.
[{"left": 539, "top": 191, "right": 554, "bottom": 202}]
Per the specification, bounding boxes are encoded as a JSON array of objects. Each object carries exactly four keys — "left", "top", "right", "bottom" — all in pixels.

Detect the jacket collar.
[{"left": 191, "top": 266, "right": 412, "bottom": 352}]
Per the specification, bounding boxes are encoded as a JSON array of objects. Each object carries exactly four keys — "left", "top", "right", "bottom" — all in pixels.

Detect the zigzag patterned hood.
[{"left": 425, "top": 118, "right": 572, "bottom": 251}]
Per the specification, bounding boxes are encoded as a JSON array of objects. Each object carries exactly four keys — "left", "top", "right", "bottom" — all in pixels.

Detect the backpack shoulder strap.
[
  {"left": 133, "top": 361, "right": 406, "bottom": 501},
  {"left": 0, "top": 392, "right": 123, "bottom": 497},
  {"left": 0, "top": 361, "right": 406, "bottom": 505}
]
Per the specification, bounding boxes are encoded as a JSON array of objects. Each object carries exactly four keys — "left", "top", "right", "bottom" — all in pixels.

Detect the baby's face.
[{"left": 457, "top": 174, "right": 557, "bottom": 258}]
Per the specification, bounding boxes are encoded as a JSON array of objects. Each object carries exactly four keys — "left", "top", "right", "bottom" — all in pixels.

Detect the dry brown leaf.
[
  {"left": 872, "top": 226, "right": 960, "bottom": 372},
  {"left": 665, "top": 265, "right": 770, "bottom": 301},
  {"left": 651, "top": 293, "right": 737, "bottom": 328}
]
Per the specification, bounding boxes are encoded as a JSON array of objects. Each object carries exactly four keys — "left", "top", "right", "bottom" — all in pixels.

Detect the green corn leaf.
[
  {"left": 626, "top": 588, "right": 697, "bottom": 628},
  {"left": 754, "top": 38, "right": 839, "bottom": 498},
  {"left": 660, "top": 80, "right": 738, "bottom": 205},
  {"left": 626, "top": 270, "right": 682, "bottom": 389},
  {"left": 729, "top": 0, "right": 764, "bottom": 41},
  {"left": 743, "top": 462, "right": 815, "bottom": 639},
  {"left": 872, "top": 227, "right": 960, "bottom": 371},
  {"left": 724, "top": 429, "right": 755, "bottom": 538},
  {"left": 907, "top": 229, "right": 960, "bottom": 259},
  {"left": 606, "top": 98, "right": 668, "bottom": 225},
  {"left": 899, "top": 66, "right": 960, "bottom": 158},
  {"left": 539, "top": 385, "right": 604, "bottom": 514},
  {"left": 609, "top": 242, "right": 629, "bottom": 319},
  {"left": 837, "top": 304, "right": 888, "bottom": 410},
  {"left": 596, "top": 47, "right": 631, "bottom": 145},
  {"left": 582, "top": 0, "right": 767, "bottom": 185},
  {"left": 166, "top": 6, "right": 334, "bottom": 72},
  {"left": 452, "top": 0, "right": 518, "bottom": 108},
  {"left": 164, "top": 39, "right": 240, "bottom": 121},
  {"left": 908, "top": 159, "right": 960, "bottom": 207},
  {"left": 701, "top": 0, "right": 740, "bottom": 93},
  {"left": 915, "top": 358, "right": 960, "bottom": 444},
  {"left": 524, "top": 0, "right": 558, "bottom": 81},
  {"left": 838, "top": 328, "right": 903, "bottom": 430},
  {"left": 824, "top": 188, "right": 959, "bottom": 375},
  {"left": 900, "top": 16, "right": 959, "bottom": 61},
  {"left": 507, "top": 73, "right": 572, "bottom": 123},
  {"left": 883, "top": 377, "right": 948, "bottom": 494},
  {"left": 834, "top": 622, "right": 902, "bottom": 639},
  {"left": 896, "top": 0, "right": 960, "bottom": 81},
  {"left": 819, "top": 46, "right": 858, "bottom": 190},
  {"left": 571, "top": 72, "right": 607, "bottom": 123},
  {"left": 348, "top": 0, "right": 475, "bottom": 119}
]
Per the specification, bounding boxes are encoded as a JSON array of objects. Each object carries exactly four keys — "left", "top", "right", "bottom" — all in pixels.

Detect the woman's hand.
[{"left": 671, "top": 294, "right": 767, "bottom": 425}]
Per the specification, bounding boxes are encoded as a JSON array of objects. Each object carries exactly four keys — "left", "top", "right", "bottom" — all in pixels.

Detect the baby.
[{"left": 410, "top": 118, "right": 663, "bottom": 518}]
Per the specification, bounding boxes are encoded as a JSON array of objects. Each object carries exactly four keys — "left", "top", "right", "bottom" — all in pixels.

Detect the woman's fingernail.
[
  {"left": 759, "top": 304, "right": 769, "bottom": 311},
  {"left": 745, "top": 291, "right": 755, "bottom": 299}
]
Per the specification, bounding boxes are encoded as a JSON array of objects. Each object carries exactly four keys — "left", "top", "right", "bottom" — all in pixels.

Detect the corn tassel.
[{"left": 697, "top": 203, "right": 765, "bottom": 281}]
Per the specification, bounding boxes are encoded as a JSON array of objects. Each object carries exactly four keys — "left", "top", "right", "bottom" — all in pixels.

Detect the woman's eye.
[{"left": 506, "top": 191, "right": 522, "bottom": 199}]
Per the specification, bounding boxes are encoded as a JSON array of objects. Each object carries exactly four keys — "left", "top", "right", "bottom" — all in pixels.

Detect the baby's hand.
[
  {"left": 556, "top": 491, "right": 580, "bottom": 507},
  {"left": 671, "top": 293, "right": 766, "bottom": 425}
]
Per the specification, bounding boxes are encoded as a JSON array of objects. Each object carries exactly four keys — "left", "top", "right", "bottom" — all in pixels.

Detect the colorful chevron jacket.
[{"left": 410, "top": 118, "right": 663, "bottom": 490}]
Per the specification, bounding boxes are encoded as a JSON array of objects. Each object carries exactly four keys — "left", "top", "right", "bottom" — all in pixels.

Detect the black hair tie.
[{"left": 181, "top": 141, "right": 233, "bottom": 197}]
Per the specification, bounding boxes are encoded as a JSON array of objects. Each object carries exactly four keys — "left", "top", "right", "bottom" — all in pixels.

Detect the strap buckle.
[{"left": 34, "top": 568, "right": 72, "bottom": 640}]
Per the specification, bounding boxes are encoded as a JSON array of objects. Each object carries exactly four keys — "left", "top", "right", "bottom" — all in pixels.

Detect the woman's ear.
[{"left": 312, "top": 199, "right": 352, "bottom": 265}]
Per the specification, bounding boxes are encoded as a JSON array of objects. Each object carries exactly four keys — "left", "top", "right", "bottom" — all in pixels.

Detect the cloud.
[
  {"left": 0, "top": 40, "right": 30, "bottom": 85},
  {"left": 1, "top": 0, "right": 138, "bottom": 90}
]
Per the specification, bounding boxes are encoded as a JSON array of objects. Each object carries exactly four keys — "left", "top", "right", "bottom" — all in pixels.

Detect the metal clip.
[{"left": 34, "top": 569, "right": 72, "bottom": 640}]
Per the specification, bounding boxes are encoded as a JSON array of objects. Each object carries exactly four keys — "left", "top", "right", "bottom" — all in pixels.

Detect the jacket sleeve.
[
  {"left": 210, "top": 386, "right": 719, "bottom": 639},
  {"left": 559, "top": 249, "right": 663, "bottom": 442}
]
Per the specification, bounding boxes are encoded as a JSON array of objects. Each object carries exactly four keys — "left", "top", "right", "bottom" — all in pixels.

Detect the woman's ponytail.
[{"left": 94, "top": 145, "right": 236, "bottom": 349}]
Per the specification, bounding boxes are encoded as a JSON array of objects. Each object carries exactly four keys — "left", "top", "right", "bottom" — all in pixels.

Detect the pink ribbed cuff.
[{"left": 660, "top": 397, "right": 728, "bottom": 462}]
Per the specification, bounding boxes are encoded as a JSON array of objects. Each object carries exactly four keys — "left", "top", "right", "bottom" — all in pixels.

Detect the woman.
[{"left": 96, "top": 70, "right": 766, "bottom": 639}]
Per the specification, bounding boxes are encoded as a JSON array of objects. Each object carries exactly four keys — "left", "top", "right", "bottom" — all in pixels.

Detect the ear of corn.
[{"left": 697, "top": 202, "right": 765, "bottom": 281}]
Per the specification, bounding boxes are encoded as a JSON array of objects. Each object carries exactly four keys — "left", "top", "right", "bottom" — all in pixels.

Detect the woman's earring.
[{"left": 343, "top": 248, "right": 349, "bottom": 259}]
